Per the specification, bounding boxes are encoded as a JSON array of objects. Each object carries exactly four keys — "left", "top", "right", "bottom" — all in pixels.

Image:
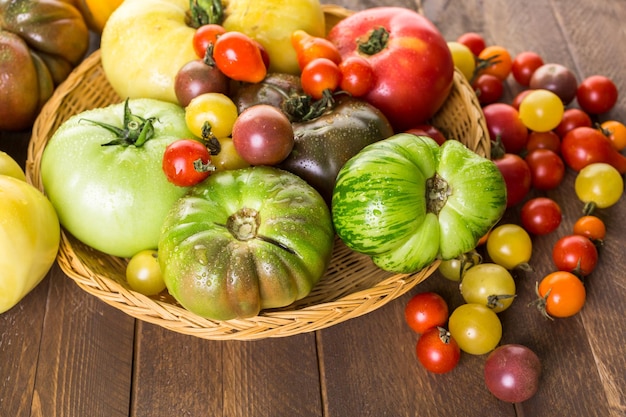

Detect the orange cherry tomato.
[
  {"left": 300, "top": 57, "right": 341, "bottom": 99},
  {"left": 536, "top": 271, "right": 586, "bottom": 318},
  {"left": 477, "top": 45, "right": 513, "bottom": 81},
  {"left": 573, "top": 215, "right": 606, "bottom": 243},
  {"left": 213, "top": 31, "right": 267, "bottom": 83},
  {"left": 291, "top": 29, "right": 342, "bottom": 70},
  {"left": 600, "top": 120, "right": 626, "bottom": 151}
]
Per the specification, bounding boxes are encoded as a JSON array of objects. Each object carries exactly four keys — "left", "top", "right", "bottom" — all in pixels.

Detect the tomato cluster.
[{"left": 403, "top": 30, "right": 625, "bottom": 403}]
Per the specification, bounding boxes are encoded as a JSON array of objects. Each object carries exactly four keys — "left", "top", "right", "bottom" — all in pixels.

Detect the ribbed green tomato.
[
  {"left": 158, "top": 166, "right": 334, "bottom": 320},
  {"left": 332, "top": 134, "right": 506, "bottom": 273}
]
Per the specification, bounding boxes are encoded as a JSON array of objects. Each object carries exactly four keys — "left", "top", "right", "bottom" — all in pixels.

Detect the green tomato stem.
[{"left": 357, "top": 27, "right": 390, "bottom": 56}]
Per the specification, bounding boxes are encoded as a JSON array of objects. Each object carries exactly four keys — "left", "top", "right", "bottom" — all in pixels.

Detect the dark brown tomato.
[
  {"left": 232, "top": 73, "right": 303, "bottom": 115},
  {"left": 529, "top": 63, "right": 578, "bottom": 105},
  {"left": 279, "top": 95, "right": 394, "bottom": 204},
  {"left": 174, "top": 59, "right": 230, "bottom": 107}
]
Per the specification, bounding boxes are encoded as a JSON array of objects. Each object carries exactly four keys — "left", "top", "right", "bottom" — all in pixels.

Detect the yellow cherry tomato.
[
  {"left": 185, "top": 93, "right": 239, "bottom": 139},
  {"left": 447, "top": 41, "right": 476, "bottom": 81},
  {"left": 486, "top": 224, "right": 532, "bottom": 270}
]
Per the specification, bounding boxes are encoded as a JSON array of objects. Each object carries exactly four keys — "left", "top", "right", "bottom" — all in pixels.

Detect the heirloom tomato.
[
  {"left": 1, "top": 174, "right": 60, "bottom": 314},
  {"left": 327, "top": 7, "right": 454, "bottom": 131},
  {"left": 575, "top": 163, "right": 624, "bottom": 210},
  {"left": 126, "top": 250, "right": 165, "bottom": 296},
  {"left": 529, "top": 63, "right": 578, "bottom": 105},
  {"left": 40, "top": 99, "right": 195, "bottom": 258},
  {"left": 233, "top": 74, "right": 394, "bottom": 204},
  {"left": 0, "top": 0, "right": 89, "bottom": 130},
  {"left": 0, "top": 151, "right": 26, "bottom": 181},
  {"left": 332, "top": 135, "right": 506, "bottom": 273},
  {"left": 70, "top": 0, "right": 123, "bottom": 33},
  {"left": 158, "top": 166, "right": 334, "bottom": 320}
]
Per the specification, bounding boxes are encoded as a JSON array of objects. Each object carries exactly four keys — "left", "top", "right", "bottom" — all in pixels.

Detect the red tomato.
[
  {"left": 415, "top": 327, "right": 461, "bottom": 374},
  {"left": 291, "top": 29, "right": 342, "bottom": 70},
  {"left": 561, "top": 126, "right": 626, "bottom": 173},
  {"left": 520, "top": 197, "right": 562, "bottom": 235},
  {"left": 525, "top": 131, "right": 561, "bottom": 154},
  {"left": 511, "top": 51, "right": 544, "bottom": 86},
  {"left": 525, "top": 149, "right": 565, "bottom": 190},
  {"left": 483, "top": 103, "right": 529, "bottom": 154},
  {"left": 456, "top": 32, "right": 486, "bottom": 56},
  {"left": 477, "top": 45, "right": 513, "bottom": 81},
  {"left": 162, "top": 139, "right": 214, "bottom": 187},
  {"left": 405, "top": 124, "right": 447, "bottom": 145},
  {"left": 327, "top": 7, "right": 454, "bottom": 131},
  {"left": 554, "top": 108, "right": 592, "bottom": 139},
  {"left": 300, "top": 57, "right": 342, "bottom": 100},
  {"left": 536, "top": 271, "right": 586, "bottom": 318},
  {"left": 493, "top": 153, "right": 532, "bottom": 207},
  {"left": 192, "top": 24, "right": 226, "bottom": 59},
  {"left": 552, "top": 234, "right": 598, "bottom": 277},
  {"left": 472, "top": 73, "right": 504, "bottom": 105},
  {"left": 338, "top": 55, "right": 376, "bottom": 97},
  {"left": 511, "top": 89, "right": 533, "bottom": 110},
  {"left": 404, "top": 292, "right": 449, "bottom": 334},
  {"left": 573, "top": 215, "right": 606, "bottom": 243},
  {"left": 576, "top": 75, "right": 619, "bottom": 114},
  {"left": 213, "top": 31, "right": 267, "bottom": 83}
]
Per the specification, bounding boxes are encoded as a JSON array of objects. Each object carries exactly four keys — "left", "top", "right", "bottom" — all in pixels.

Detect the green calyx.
[{"left": 81, "top": 99, "right": 157, "bottom": 147}]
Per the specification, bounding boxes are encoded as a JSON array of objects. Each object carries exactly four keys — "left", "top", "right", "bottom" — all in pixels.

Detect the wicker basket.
[{"left": 26, "top": 5, "right": 489, "bottom": 340}]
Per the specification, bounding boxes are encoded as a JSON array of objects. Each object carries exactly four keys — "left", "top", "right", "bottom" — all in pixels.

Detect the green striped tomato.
[{"left": 331, "top": 134, "right": 506, "bottom": 273}]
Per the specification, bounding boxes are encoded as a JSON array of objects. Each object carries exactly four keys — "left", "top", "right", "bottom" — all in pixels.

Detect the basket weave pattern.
[{"left": 27, "top": 6, "right": 489, "bottom": 340}]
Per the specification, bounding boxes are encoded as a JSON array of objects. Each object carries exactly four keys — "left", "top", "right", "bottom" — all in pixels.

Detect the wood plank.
[
  {"left": 131, "top": 322, "right": 322, "bottom": 416},
  {"left": 29, "top": 265, "right": 135, "bottom": 417},
  {"left": 0, "top": 276, "right": 50, "bottom": 417}
]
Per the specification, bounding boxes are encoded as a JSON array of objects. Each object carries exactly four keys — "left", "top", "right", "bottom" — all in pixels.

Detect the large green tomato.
[
  {"left": 158, "top": 166, "right": 335, "bottom": 321},
  {"left": 332, "top": 134, "right": 506, "bottom": 273},
  {"left": 1, "top": 174, "right": 60, "bottom": 314},
  {"left": 40, "top": 98, "right": 194, "bottom": 258}
]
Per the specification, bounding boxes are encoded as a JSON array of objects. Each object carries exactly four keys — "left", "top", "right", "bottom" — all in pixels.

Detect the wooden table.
[{"left": 2, "top": 0, "right": 625, "bottom": 416}]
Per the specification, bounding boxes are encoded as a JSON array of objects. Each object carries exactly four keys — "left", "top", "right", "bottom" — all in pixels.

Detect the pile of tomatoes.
[{"left": 403, "top": 31, "right": 624, "bottom": 403}]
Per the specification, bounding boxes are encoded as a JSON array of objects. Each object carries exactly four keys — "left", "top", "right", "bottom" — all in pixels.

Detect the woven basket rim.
[{"left": 26, "top": 5, "right": 489, "bottom": 340}]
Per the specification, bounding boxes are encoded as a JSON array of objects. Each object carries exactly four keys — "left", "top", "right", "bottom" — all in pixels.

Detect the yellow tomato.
[
  {"left": 0, "top": 175, "right": 60, "bottom": 314},
  {"left": 0, "top": 151, "right": 26, "bottom": 181},
  {"left": 447, "top": 41, "right": 476, "bottom": 81},
  {"left": 101, "top": 0, "right": 197, "bottom": 103}
]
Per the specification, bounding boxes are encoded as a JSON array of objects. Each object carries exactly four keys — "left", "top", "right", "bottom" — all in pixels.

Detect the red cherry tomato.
[
  {"left": 511, "top": 51, "right": 544, "bottom": 86},
  {"left": 576, "top": 75, "right": 619, "bottom": 114},
  {"left": 526, "top": 131, "right": 561, "bottom": 154},
  {"left": 404, "top": 292, "right": 449, "bottom": 334},
  {"left": 525, "top": 149, "right": 565, "bottom": 190},
  {"left": 472, "top": 74, "right": 504, "bottom": 105},
  {"left": 338, "top": 55, "right": 376, "bottom": 97},
  {"left": 511, "top": 89, "right": 533, "bottom": 110},
  {"left": 192, "top": 24, "right": 226, "bottom": 59},
  {"left": 162, "top": 139, "right": 214, "bottom": 187},
  {"left": 415, "top": 327, "right": 461, "bottom": 374},
  {"left": 520, "top": 197, "right": 562, "bottom": 235},
  {"left": 300, "top": 57, "right": 342, "bottom": 100},
  {"left": 405, "top": 124, "right": 447, "bottom": 145},
  {"left": 213, "top": 31, "right": 267, "bottom": 83},
  {"left": 483, "top": 103, "right": 529, "bottom": 154},
  {"left": 493, "top": 153, "right": 532, "bottom": 207},
  {"left": 554, "top": 108, "right": 592, "bottom": 139},
  {"left": 552, "top": 234, "right": 598, "bottom": 277},
  {"left": 456, "top": 32, "right": 486, "bottom": 56}
]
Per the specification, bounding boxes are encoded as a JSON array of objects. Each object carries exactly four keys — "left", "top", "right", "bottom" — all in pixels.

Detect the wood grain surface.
[{"left": 1, "top": 0, "right": 625, "bottom": 416}]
